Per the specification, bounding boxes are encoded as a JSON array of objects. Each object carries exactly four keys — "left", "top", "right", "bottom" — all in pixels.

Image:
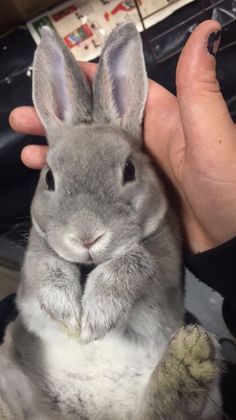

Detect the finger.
[
  {"left": 9, "top": 106, "right": 45, "bottom": 136},
  {"left": 21, "top": 145, "right": 48, "bottom": 169},
  {"left": 176, "top": 20, "right": 235, "bottom": 157},
  {"left": 9, "top": 63, "right": 97, "bottom": 136},
  {"left": 78, "top": 61, "right": 97, "bottom": 84},
  {"left": 144, "top": 79, "right": 184, "bottom": 176}
]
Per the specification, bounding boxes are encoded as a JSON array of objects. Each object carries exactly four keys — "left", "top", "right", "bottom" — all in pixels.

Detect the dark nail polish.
[{"left": 207, "top": 30, "right": 222, "bottom": 56}]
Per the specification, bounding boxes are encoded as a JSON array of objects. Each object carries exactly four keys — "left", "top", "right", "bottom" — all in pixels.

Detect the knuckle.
[{"left": 177, "top": 69, "right": 220, "bottom": 98}]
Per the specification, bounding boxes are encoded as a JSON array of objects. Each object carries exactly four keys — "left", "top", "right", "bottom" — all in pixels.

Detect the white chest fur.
[
  {"left": 14, "top": 292, "right": 180, "bottom": 419},
  {"left": 41, "top": 330, "right": 165, "bottom": 420}
]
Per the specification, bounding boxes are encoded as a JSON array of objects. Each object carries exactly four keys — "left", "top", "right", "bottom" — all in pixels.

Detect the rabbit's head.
[{"left": 32, "top": 23, "right": 168, "bottom": 265}]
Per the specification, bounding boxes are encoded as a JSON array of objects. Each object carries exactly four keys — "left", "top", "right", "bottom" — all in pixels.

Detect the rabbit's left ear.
[
  {"left": 93, "top": 23, "right": 148, "bottom": 141},
  {"left": 33, "top": 27, "right": 92, "bottom": 135}
]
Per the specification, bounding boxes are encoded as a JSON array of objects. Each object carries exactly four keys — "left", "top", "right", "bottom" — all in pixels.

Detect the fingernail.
[{"left": 207, "top": 30, "right": 222, "bottom": 56}]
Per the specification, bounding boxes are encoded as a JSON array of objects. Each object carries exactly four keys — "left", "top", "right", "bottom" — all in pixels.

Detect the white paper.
[{"left": 27, "top": 0, "right": 195, "bottom": 61}]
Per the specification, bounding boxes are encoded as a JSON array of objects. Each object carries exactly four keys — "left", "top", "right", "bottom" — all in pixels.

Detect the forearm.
[
  {"left": 18, "top": 230, "right": 82, "bottom": 332},
  {"left": 81, "top": 245, "right": 154, "bottom": 341}
]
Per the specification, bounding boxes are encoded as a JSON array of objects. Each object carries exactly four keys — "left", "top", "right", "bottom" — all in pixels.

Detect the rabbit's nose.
[{"left": 83, "top": 234, "right": 103, "bottom": 249}]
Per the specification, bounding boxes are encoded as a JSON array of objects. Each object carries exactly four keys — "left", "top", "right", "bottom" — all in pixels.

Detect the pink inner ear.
[
  {"left": 49, "top": 45, "right": 69, "bottom": 122},
  {"left": 109, "top": 43, "right": 128, "bottom": 117}
]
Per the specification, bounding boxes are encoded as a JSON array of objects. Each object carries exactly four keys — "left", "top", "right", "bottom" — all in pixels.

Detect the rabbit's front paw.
[
  {"left": 40, "top": 300, "right": 81, "bottom": 335},
  {"left": 80, "top": 266, "right": 124, "bottom": 343},
  {"left": 80, "top": 305, "right": 118, "bottom": 343},
  {"left": 80, "top": 306, "right": 106, "bottom": 343}
]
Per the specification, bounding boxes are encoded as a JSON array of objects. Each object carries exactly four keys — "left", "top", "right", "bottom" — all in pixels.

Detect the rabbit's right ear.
[
  {"left": 93, "top": 23, "right": 148, "bottom": 141},
  {"left": 33, "top": 27, "right": 92, "bottom": 137}
]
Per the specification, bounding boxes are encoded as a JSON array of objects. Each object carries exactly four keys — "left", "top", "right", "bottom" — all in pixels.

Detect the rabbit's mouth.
[{"left": 79, "top": 263, "right": 96, "bottom": 290}]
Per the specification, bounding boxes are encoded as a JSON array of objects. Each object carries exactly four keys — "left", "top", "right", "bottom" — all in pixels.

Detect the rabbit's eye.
[
  {"left": 46, "top": 169, "right": 55, "bottom": 191},
  {"left": 123, "top": 159, "right": 135, "bottom": 184}
]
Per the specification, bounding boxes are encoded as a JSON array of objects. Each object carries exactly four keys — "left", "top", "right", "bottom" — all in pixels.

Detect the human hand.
[
  {"left": 143, "top": 19, "right": 236, "bottom": 253},
  {"left": 8, "top": 62, "right": 97, "bottom": 169},
  {"left": 145, "top": 20, "right": 236, "bottom": 252},
  {"left": 9, "top": 21, "right": 236, "bottom": 253}
]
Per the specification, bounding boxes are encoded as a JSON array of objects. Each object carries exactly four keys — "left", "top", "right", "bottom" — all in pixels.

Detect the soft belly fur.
[
  {"left": 1, "top": 318, "right": 167, "bottom": 420},
  {"left": 44, "top": 338, "right": 161, "bottom": 419},
  {"left": 0, "top": 319, "right": 222, "bottom": 420}
]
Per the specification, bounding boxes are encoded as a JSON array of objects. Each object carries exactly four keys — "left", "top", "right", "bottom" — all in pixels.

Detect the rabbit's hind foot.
[{"left": 136, "top": 325, "right": 222, "bottom": 420}]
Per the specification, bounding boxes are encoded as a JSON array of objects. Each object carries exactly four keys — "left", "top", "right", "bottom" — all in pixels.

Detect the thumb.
[{"left": 176, "top": 20, "right": 235, "bottom": 161}]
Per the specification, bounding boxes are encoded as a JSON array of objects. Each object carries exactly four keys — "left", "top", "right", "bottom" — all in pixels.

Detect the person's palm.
[
  {"left": 145, "top": 21, "right": 236, "bottom": 252},
  {"left": 9, "top": 20, "right": 236, "bottom": 253},
  {"left": 146, "top": 82, "right": 236, "bottom": 253}
]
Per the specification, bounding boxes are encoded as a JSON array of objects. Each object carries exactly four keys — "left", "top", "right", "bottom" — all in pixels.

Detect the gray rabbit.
[{"left": 0, "top": 23, "right": 222, "bottom": 419}]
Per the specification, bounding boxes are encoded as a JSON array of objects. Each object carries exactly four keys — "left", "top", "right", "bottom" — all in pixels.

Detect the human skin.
[{"left": 9, "top": 20, "right": 236, "bottom": 254}]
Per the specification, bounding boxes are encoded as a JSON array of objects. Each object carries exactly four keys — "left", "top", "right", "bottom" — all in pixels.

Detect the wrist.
[
  {"left": 183, "top": 208, "right": 226, "bottom": 254},
  {"left": 185, "top": 223, "right": 215, "bottom": 254},
  {"left": 185, "top": 223, "right": 236, "bottom": 254}
]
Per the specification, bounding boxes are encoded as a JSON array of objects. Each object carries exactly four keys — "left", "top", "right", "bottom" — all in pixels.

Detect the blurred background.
[{"left": 0, "top": 0, "right": 236, "bottom": 417}]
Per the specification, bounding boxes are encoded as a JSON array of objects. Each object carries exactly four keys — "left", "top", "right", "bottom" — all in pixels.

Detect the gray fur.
[
  {"left": 33, "top": 27, "right": 92, "bottom": 135},
  {"left": 93, "top": 23, "right": 147, "bottom": 140},
  {"left": 0, "top": 23, "right": 221, "bottom": 419}
]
